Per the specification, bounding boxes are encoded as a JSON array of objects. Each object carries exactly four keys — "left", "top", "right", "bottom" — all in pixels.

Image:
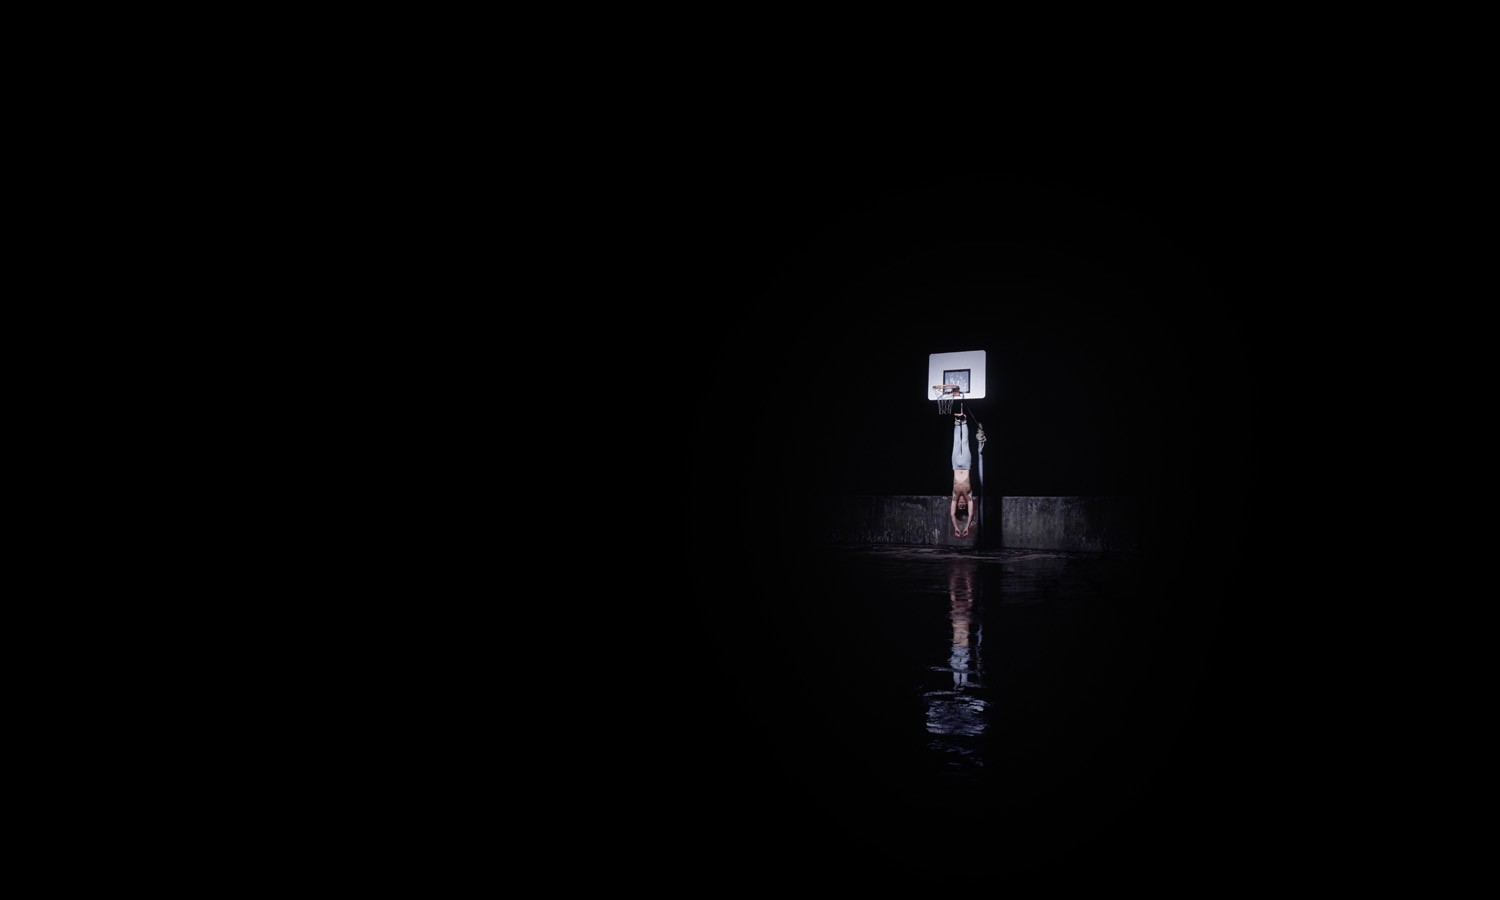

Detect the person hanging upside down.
[{"left": 950, "top": 410, "right": 976, "bottom": 538}]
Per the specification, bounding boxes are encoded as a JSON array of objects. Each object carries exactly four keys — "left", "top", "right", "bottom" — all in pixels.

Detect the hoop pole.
[{"left": 975, "top": 415, "right": 987, "bottom": 547}]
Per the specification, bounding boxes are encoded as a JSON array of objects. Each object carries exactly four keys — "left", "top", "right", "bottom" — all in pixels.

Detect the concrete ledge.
[{"left": 824, "top": 495, "right": 1138, "bottom": 553}]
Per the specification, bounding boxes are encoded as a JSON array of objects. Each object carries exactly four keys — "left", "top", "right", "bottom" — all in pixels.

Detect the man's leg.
[{"left": 952, "top": 419, "right": 971, "bottom": 470}]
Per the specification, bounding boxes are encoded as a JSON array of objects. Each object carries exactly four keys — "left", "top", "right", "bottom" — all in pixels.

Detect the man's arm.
[{"left": 951, "top": 496, "right": 961, "bottom": 536}]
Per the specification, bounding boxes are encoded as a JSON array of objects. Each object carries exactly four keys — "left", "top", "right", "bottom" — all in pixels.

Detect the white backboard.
[{"left": 927, "top": 350, "right": 987, "bottom": 400}]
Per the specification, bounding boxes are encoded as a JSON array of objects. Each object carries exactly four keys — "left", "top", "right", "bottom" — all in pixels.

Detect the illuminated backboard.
[{"left": 928, "top": 350, "right": 987, "bottom": 401}]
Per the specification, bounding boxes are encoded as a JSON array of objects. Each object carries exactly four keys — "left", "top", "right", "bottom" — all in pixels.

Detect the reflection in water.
[{"left": 925, "top": 558, "right": 988, "bottom": 762}]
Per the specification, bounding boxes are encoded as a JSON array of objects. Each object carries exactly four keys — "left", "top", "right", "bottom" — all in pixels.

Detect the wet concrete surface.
[{"left": 670, "top": 543, "right": 1259, "bottom": 877}]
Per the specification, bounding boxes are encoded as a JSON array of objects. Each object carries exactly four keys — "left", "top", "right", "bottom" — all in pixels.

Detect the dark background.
[
  {"left": 597, "top": 168, "right": 1274, "bottom": 873},
  {"left": 685, "top": 173, "right": 1256, "bottom": 555},
  {"left": 381, "top": 165, "right": 1284, "bottom": 877}
]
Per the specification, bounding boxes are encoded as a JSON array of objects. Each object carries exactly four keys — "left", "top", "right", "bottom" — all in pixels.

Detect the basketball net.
[{"left": 934, "top": 384, "right": 962, "bottom": 415}]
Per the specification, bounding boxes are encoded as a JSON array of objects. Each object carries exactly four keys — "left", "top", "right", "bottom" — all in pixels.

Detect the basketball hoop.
[{"left": 933, "top": 384, "right": 962, "bottom": 415}]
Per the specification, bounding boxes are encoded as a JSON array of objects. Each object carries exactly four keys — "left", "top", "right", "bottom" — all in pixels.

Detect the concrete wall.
[{"left": 822, "top": 496, "right": 1138, "bottom": 553}]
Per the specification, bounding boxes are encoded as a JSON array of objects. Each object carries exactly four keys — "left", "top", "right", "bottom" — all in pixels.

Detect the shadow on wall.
[{"left": 822, "top": 496, "right": 1138, "bottom": 553}]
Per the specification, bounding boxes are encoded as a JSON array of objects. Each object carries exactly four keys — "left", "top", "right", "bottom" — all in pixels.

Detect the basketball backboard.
[{"left": 928, "top": 350, "right": 987, "bottom": 401}]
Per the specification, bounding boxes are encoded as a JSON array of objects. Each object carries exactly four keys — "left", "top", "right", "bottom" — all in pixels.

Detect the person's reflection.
[
  {"left": 949, "top": 559, "right": 977, "bottom": 691},
  {"left": 924, "top": 557, "right": 987, "bottom": 743}
]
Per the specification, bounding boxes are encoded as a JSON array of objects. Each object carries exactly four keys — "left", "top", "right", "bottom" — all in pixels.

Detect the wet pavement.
[{"left": 677, "top": 543, "right": 1255, "bottom": 876}]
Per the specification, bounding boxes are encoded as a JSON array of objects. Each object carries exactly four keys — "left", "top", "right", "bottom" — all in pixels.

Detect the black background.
[
  {"left": 514, "top": 162, "right": 1287, "bottom": 877},
  {"left": 684, "top": 172, "right": 1257, "bottom": 553}
]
